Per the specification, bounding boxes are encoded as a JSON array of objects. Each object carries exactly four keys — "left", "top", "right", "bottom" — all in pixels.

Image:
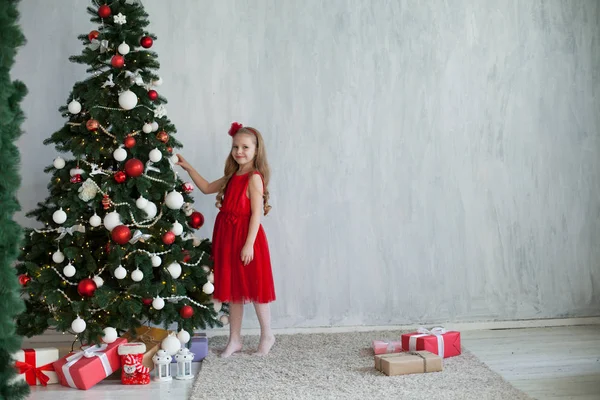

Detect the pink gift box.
[{"left": 372, "top": 340, "right": 403, "bottom": 355}]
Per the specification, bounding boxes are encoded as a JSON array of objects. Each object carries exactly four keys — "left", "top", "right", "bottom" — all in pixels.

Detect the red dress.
[{"left": 212, "top": 171, "right": 276, "bottom": 303}]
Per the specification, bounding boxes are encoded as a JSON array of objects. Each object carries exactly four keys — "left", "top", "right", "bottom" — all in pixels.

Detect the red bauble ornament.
[
  {"left": 148, "top": 90, "right": 158, "bottom": 101},
  {"left": 166, "top": 146, "right": 173, "bottom": 153},
  {"left": 105, "top": 242, "right": 111, "bottom": 254},
  {"left": 156, "top": 131, "right": 169, "bottom": 143},
  {"left": 142, "top": 298, "right": 153, "bottom": 306},
  {"left": 98, "top": 4, "right": 111, "bottom": 18},
  {"left": 189, "top": 211, "right": 204, "bottom": 229},
  {"left": 70, "top": 174, "right": 82, "bottom": 183},
  {"left": 88, "top": 30, "right": 100, "bottom": 41},
  {"left": 111, "top": 54, "right": 125, "bottom": 68},
  {"left": 77, "top": 278, "right": 97, "bottom": 297},
  {"left": 18, "top": 274, "right": 31, "bottom": 286},
  {"left": 124, "top": 135, "right": 136, "bottom": 148},
  {"left": 111, "top": 225, "right": 132, "bottom": 245},
  {"left": 182, "top": 250, "right": 191, "bottom": 263},
  {"left": 124, "top": 158, "right": 144, "bottom": 177},
  {"left": 140, "top": 36, "right": 153, "bottom": 48},
  {"left": 180, "top": 305, "right": 194, "bottom": 319},
  {"left": 114, "top": 171, "right": 127, "bottom": 183},
  {"left": 182, "top": 182, "right": 194, "bottom": 193},
  {"left": 162, "top": 231, "right": 176, "bottom": 245},
  {"left": 86, "top": 119, "right": 99, "bottom": 131}
]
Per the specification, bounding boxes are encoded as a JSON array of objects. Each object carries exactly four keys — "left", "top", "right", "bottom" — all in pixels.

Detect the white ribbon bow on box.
[
  {"left": 62, "top": 344, "right": 112, "bottom": 389},
  {"left": 408, "top": 326, "right": 447, "bottom": 358}
]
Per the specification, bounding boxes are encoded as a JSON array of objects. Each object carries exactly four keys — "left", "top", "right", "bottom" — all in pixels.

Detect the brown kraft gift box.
[
  {"left": 379, "top": 351, "right": 442, "bottom": 376},
  {"left": 121, "top": 326, "right": 170, "bottom": 371}
]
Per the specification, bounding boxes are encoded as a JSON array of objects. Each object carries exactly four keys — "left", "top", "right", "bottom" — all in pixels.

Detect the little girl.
[{"left": 176, "top": 122, "right": 276, "bottom": 357}]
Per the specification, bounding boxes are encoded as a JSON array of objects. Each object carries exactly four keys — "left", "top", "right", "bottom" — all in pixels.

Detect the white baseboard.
[{"left": 21, "top": 316, "right": 600, "bottom": 343}]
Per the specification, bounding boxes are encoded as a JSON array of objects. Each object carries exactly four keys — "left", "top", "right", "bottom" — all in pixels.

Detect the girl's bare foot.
[
  {"left": 254, "top": 334, "right": 275, "bottom": 356},
  {"left": 220, "top": 339, "right": 243, "bottom": 358}
]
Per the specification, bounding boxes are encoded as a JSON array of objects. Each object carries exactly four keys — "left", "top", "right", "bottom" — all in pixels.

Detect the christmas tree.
[
  {"left": 0, "top": 0, "right": 30, "bottom": 398},
  {"left": 15, "top": 0, "right": 225, "bottom": 345}
]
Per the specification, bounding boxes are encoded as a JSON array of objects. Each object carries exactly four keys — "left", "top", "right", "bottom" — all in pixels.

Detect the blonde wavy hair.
[{"left": 215, "top": 127, "right": 272, "bottom": 215}]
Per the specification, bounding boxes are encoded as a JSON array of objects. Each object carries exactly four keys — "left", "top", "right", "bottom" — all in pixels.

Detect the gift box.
[
  {"left": 371, "top": 339, "right": 403, "bottom": 355},
  {"left": 13, "top": 348, "right": 59, "bottom": 386},
  {"left": 172, "top": 332, "right": 208, "bottom": 363},
  {"left": 53, "top": 338, "right": 127, "bottom": 390},
  {"left": 401, "top": 327, "right": 461, "bottom": 359},
  {"left": 121, "top": 326, "right": 170, "bottom": 371},
  {"left": 379, "top": 351, "right": 442, "bottom": 376},
  {"left": 374, "top": 352, "right": 406, "bottom": 371}
]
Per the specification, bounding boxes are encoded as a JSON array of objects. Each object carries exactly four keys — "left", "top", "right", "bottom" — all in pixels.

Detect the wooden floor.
[{"left": 22, "top": 324, "right": 600, "bottom": 399}]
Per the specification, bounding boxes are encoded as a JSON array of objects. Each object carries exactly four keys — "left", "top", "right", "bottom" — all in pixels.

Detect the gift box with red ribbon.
[
  {"left": 401, "top": 327, "right": 461, "bottom": 359},
  {"left": 371, "top": 339, "right": 403, "bottom": 355},
  {"left": 13, "top": 348, "right": 59, "bottom": 386},
  {"left": 53, "top": 338, "right": 127, "bottom": 390}
]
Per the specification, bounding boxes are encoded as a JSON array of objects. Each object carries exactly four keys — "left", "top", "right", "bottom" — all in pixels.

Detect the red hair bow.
[{"left": 228, "top": 122, "right": 243, "bottom": 136}]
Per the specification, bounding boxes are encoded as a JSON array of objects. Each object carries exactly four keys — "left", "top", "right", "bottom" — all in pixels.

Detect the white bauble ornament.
[
  {"left": 71, "top": 316, "right": 86, "bottom": 333},
  {"left": 63, "top": 262, "right": 76, "bottom": 278},
  {"left": 177, "top": 329, "right": 190, "bottom": 344},
  {"left": 52, "top": 251, "right": 65, "bottom": 263},
  {"left": 149, "top": 148, "right": 162, "bottom": 163},
  {"left": 219, "top": 315, "right": 229, "bottom": 325},
  {"left": 114, "top": 265, "right": 127, "bottom": 280},
  {"left": 52, "top": 208, "right": 67, "bottom": 224},
  {"left": 151, "top": 255, "right": 162, "bottom": 267},
  {"left": 165, "top": 191, "right": 184, "bottom": 210},
  {"left": 153, "top": 76, "right": 163, "bottom": 86},
  {"left": 182, "top": 203, "right": 193, "bottom": 217},
  {"left": 103, "top": 211, "right": 121, "bottom": 231},
  {"left": 161, "top": 333, "right": 181, "bottom": 356},
  {"left": 68, "top": 100, "right": 82, "bottom": 114},
  {"left": 118, "top": 90, "right": 137, "bottom": 110},
  {"left": 212, "top": 300, "right": 222, "bottom": 313},
  {"left": 192, "top": 236, "right": 201, "bottom": 247},
  {"left": 142, "top": 123, "right": 152, "bottom": 133},
  {"left": 131, "top": 268, "right": 144, "bottom": 282},
  {"left": 202, "top": 281, "right": 214, "bottom": 295},
  {"left": 167, "top": 262, "right": 181, "bottom": 279},
  {"left": 151, "top": 121, "right": 159, "bottom": 132},
  {"left": 102, "top": 327, "right": 118, "bottom": 344},
  {"left": 117, "top": 41, "right": 130, "bottom": 55},
  {"left": 53, "top": 157, "right": 66, "bottom": 169},
  {"left": 144, "top": 202, "right": 157, "bottom": 219},
  {"left": 169, "top": 154, "right": 179, "bottom": 164},
  {"left": 89, "top": 213, "right": 102, "bottom": 227},
  {"left": 208, "top": 272, "right": 214, "bottom": 283},
  {"left": 202, "top": 265, "right": 210, "bottom": 273},
  {"left": 152, "top": 296, "right": 165, "bottom": 310},
  {"left": 135, "top": 196, "right": 148, "bottom": 209},
  {"left": 93, "top": 275, "right": 104, "bottom": 288},
  {"left": 171, "top": 221, "right": 183, "bottom": 236},
  {"left": 113, "top": 146, "right": 127, "bottom": 162}
]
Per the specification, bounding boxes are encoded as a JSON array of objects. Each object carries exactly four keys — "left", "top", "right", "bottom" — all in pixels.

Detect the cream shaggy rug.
[{"left": 190, "top": 331, "right": 532, "bottom": 400}]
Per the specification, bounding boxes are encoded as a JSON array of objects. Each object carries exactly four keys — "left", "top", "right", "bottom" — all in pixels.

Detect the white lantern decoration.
[
  {"left": 149, "top": 148, "right": 162, "bottom": 163},
  {"left": 174, "top": 348, "right": 195, "bottom": 380},
  {"left": 103, "top": 211, "right": 121, "bottom": 231},
  {"left": 53, "top": 157, "right": 66, "bottom": 169},
  {"left": 113, "top": 146, "right": 127, "bottom": 162},
  {"left": 171, "top": 221, "right": 183, "bottom": 236},
  {"left": 52, "top": 250, "right": 65, "bottom": 263},
  {"left": 71, "top": 316, "right": 86, "bottom": 333},
  {"left": 152, "top": 296, "right": 165, "bottom": 310},
  {"left": 167, "top": 262, "right": 181, "bottom": 279},
  {"left": 135, "top": 196, "right": 148, "bottom": 209},
  {"left": 118, "top": 90, "right": 137, "bottom": 110},
  {"left": 161, "top": 333, "right": 181, "bottom": 356},
  {"left": 67, "top": 100, "right": 82, "bottom": 114},
  {"left": 89, "top": 213, "right": 102, "bottom": 227},
  {"left": 177, "top": 329, "right": 190, "bottom": 344},
  {"left": 165, "top": 191, "right": 184, "bottom": 210},
  {"left": 114, "top": 265, "right": 127, "bottom": 280},
  {"left": 144, "top": 202, "right": 157, "bottom": 219},
  {"left": 63, "top": 262, "right": 76, "bottom": 278},
  {"left": 153, "top": 76, "right": 163, "bottom": 86},
  {"left": 93, "top": 275, "right": 104, "bottom": 288},
  {"left": 152, "top": 349, "right": 172, "bottom": 382},
  {"left": 151, "top": 121, "right": 159, "bottom": 132},
  {"left": 142, "top": 123, "right": 153, "bottom": 133},
  {"left": 151, "top": 255, "right": 162, "bottom": 267},
  {"left": 102, "top": 327, "right": 118, "bottom": 344},
  {"left": 202, "top": 281, "right": 214, "bottom": 295},
  {"left": 131, "top": 268, "right": 144, "bottom": 282},
  {"left": 117, "top": 41, "right": 130, "bottom": 55},
  {"left": 52, "top": 208, "right": 67, "bottom": 224}
]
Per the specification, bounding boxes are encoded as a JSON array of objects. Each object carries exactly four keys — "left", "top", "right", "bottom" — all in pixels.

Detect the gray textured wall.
[{"left": 14, "top": 0, "right": 600, "bottom": 329}]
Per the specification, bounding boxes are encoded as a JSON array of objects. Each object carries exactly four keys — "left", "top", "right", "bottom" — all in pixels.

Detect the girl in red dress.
[{"left": 176, "top": 122, "right": 276, "bottom": 357}]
